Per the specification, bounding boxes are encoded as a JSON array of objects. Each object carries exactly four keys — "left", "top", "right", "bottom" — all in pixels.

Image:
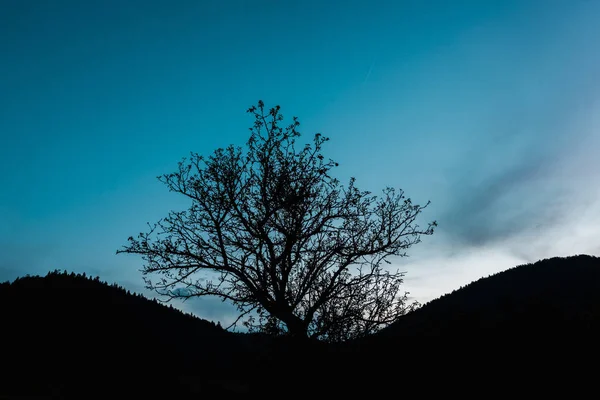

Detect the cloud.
[
  {"left": 401, "top": 245, "right": 526, "bottom": 304},
  {"left": 440, "top": 155, "right": 555, "bottom": 249},
  {"left": 401, "top": 98, "right": 600, "bottom": 304}
]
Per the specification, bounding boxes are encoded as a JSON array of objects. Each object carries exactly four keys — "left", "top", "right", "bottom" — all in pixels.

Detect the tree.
[{"left": 117, "top": 101, "right": 436, "bottom": 342}]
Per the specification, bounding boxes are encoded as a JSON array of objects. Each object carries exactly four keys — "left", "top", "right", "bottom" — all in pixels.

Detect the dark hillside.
[
  {"left": 379, "top": 254, "right": 600, "bottom": 337},
  {"left": 331, "top": 255, "right": 600, "bottom": 397},
  {"left": 3, "top": 255, "right": 600, "bottom": 398},
  {"left": 0, "top": 270, "right": 253, "bottom": 397}
]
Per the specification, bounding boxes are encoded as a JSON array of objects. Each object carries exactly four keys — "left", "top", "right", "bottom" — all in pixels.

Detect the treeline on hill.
[
  {"left": 376, "top": 253, "right": 600, "bottom": 337},
  {"left": 2, "top": 255, "right": 600, "bottom": 398},
  {"left": 327, "top": 254, "right": 600, "bottom": 395},
  {"left": 0, "top": 270, "right": 286, "bottom": 396}
]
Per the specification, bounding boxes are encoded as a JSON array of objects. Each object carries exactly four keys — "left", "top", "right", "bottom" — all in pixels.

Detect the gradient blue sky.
[{"left": 2, "top": 0, "right": 599, "bottom": 324}]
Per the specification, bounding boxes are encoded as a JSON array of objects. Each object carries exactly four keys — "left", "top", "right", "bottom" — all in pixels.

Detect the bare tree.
[{"left": 117, "top": 101, "right": 436, "bottom": 342}]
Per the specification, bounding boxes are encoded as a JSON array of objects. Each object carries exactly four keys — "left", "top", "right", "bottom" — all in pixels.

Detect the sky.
[{"left": 1, "top": 0, "right": 599, "bottom": 325}]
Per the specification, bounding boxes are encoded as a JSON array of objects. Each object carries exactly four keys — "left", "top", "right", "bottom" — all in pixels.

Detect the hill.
[
  {"left": 331, "top": 255, "right": 600, "bottom": 397},
  {"left": 0, "top": 270, "right": 264, "bottom": 397},
  {"left": 378, "top": 254, "right": 600, "bottom": 337},
  {"left": 2, "top": 255, "right": 600, "bottom": 398}
]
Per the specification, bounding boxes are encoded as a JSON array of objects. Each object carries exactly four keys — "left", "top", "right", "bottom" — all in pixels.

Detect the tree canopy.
[{"left": 118, "top": 101, "right": 436, "bottom": 342}]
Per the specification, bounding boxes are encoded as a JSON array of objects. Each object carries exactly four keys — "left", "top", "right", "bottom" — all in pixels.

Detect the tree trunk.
[{"left": 281, "top": 313, "right": 309, "bottom": 339}]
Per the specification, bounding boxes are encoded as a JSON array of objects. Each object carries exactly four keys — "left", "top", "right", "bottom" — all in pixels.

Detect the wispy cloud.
[{"left": 401, "top": 98, "right": 600, "bottom": 303}]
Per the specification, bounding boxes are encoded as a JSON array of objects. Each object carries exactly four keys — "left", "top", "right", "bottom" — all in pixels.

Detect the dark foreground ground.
[{"left": 2, "top": 254, "right": 599, "bottom": 398}]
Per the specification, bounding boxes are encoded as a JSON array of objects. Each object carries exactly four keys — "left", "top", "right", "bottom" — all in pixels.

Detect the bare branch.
[{"left": 117, "top": 101, "right": 436, "bottom": 342}]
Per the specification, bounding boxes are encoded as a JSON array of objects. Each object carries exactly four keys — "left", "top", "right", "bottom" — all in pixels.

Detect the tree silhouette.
[{"left": 117, "top": 101, "right": 436, "bottom": 342}]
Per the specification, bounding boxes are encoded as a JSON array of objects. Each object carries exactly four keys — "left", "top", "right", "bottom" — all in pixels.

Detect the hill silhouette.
[
  {"left": 0, "top": 270, "right": 268, "bottom": 397},
  {"left": 2, "top": 255, "right": 600, "bottom": 398},
  {"left": 331, "top": 254, "right": 600, "bottom": 397},
  {"left": 378, "top": 253, "right": 600, "bottom": 337}
]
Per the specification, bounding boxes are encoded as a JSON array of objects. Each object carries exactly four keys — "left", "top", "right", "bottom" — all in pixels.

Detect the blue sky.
[{"left": 2, "top": 0, "right": 599, "bottom": 324}]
